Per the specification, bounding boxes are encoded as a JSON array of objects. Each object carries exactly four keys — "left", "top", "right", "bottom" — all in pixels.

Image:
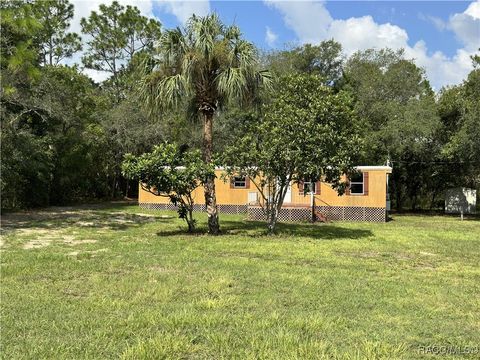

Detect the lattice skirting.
[
  {"left": 139, "top": 203, "right": 247, "bottom": 215},
  {"left": 317, "top": 206, "right": 386, "bottom": 222},
  {"left": 247, "top": 207, "right": 312, "bottom": 222},
  {"left": 248, "top": 206, "right": 386, "bottom": 223},
  {"left": 139, "top": 203, "right": 386, "bottom": 222}
]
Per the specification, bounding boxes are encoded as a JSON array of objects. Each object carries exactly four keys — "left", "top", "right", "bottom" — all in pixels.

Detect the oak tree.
[{"left": 222, "top": 74, "right": 362, "bottom": 233}]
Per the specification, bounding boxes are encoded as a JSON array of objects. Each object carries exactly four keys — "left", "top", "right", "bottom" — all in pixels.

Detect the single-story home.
[{"left": 139, "top": 165, "right": 392, "bottom": 222}]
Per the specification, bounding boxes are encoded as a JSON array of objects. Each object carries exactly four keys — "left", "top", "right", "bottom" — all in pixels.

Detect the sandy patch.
[
  {"left": 16, "top": 228, "right": 62, "bottom": 236},
  {"left": 90, "top": 248, "right": 108, "bottom": 253},
  {"left": 419, "top": 251, "right": 437, "bottom": 256},
  {"left": 77, "top": 221, "right": 95, "bottom": 226},
  {"left": 23, "top": 239, "right": 53, "bottom": 249},
  {"left": 111, "top": 218, "right": 135, "bottom": 224},
  {"left": 63, "top": 238, "right": 98, "bottom": 246},
  {"left": 21, "top": 232, "right": 97, "bottom": 249}
]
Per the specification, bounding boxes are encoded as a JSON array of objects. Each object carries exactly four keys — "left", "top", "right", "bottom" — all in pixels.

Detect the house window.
[
  {"left": 233, "top": 176, "right": 247, "bottom": 188},
  {"left": 303, "top": 181, "right": 316, "bottom": 194},
  {"left": 350, "top": 173, "right": 364, "bottom": 195}
]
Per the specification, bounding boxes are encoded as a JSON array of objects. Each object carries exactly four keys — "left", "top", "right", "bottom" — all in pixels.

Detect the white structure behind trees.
[{"left": 445, "top": 188, "right": 477, "bottom": 215}]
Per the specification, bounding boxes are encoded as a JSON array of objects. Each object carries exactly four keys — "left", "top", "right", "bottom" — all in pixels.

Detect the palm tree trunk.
[{"left": 203, "top": 111, "right": 220, "bottom": 234}]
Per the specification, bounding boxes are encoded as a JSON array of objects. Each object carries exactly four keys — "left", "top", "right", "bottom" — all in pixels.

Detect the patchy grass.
[{"left": 1, "top": 203, "right": 479, "bottom": 359}]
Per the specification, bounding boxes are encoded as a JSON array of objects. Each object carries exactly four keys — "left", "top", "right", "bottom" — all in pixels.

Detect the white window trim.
[
  {"left": 349, "top": 173, "right": 364, "bottom": 195},
  {"left": 233, "top": 176, "right": 247, "bottom": 189},
  {"left": 303, "top": 181, "right": 317, "bottom": 195}
]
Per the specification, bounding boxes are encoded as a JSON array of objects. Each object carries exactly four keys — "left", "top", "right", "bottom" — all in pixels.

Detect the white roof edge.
[
  {"left": 216, "top": 166, "right": 392, "bottom": 171},
  {"left": 355, "top": 166, "right": 392, "bottom": 171},
  {"left": 173, "top": 166, "right": 392, "bottom": 171}
]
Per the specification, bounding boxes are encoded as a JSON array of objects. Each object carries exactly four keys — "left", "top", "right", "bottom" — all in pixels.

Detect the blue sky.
[
  {"left": 71, "top": 1, "right": 480, "bottom": 89},
  {"left": 184, "top": 1, "right": 470, "bottom": 57}
]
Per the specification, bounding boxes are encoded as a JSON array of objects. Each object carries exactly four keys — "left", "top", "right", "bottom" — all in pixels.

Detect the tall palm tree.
[{"left": 141, "top": 13, "right": 270, "bottom": 234}]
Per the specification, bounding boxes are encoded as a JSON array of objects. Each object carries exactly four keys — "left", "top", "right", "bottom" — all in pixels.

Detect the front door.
[{"left": 284, "top": 182, "right": 292, "bottom": 203}]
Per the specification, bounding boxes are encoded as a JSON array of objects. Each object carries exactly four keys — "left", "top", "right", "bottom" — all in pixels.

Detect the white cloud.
[
  {"left": 404, "top": 43, "right": 473, "bottom": 91},
  {"left": 328, "top": 16, "right": 409, "bottom": 54},
  {"left": 156, "top": 0, "right": 210, "bottom": 24},
  {"left": 465, "top": 0, "right": 480, "bottom": 18},
  {"left": 448, "top": 0, "right": 480, "bottom": 50},
  {"left": 70, "top": 0, "right": 155, "bottom": 34},
  {"left": 67, "top": 0, "right": 156, "bottom": 82},
  {"left": 67, "top": 1, "right": 210, "bottom": 82},
  {"left": 265, "top": 0, "right": 331, "bottom": 44},
  {"left": 81, "top": 68, "right": 111, "bottom": 83},
  {"left": 265, "top": 26, "right": 278, "bottom": 47},
  {"left": 267, "top": 0, "right": 479, "bottom": 90}
]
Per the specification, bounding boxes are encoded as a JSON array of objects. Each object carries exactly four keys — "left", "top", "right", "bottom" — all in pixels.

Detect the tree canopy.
[
  {"left": 33, "top": 0, "right": 82, "bottom": 66},
  {"left": 122, "top": 143, "right": 214, "bottom": 232},
  {"left": 1, "top": 0, "right": 479, "bottom": 224},
  {"left": 141, "top": 13, "right": 271, "bottom": 234},
  {"left": 266, "top": 40, "right": 344, "bottom": 84},
  {"left": 222, "top": 74, "right": 362, "bottom": 232}
]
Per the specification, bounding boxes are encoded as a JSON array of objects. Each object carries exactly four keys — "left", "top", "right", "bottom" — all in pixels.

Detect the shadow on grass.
[
  {"left": 273, "top": 222, "right": 372, "bottom": 240},
  {"left": 155, "top": 228, "right": 209, "bottom": 237},
  {"left": 156, "top": 219, "right": 373, "bottom": 241},
  {"left": 1, "top": 207, "right": 164, "bottom": 232},
  {"left": 3, "top": 202, "right": 373, "bottom": 241}
]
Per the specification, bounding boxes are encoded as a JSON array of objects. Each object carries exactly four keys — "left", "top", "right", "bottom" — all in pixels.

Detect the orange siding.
[
  {"left": 139, "top": 168, "right": 390, "bottom": 209},
  {"left": 139, "top": 169, "right": 253, "bottom": 205},
  {"left": 289, "top": 171, "right": 387, "bottom": 208}
]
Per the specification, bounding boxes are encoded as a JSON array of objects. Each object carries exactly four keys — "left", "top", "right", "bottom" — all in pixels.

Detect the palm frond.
[
  {"left": 158, "top": 28, "right": 187, "bottom": 66},
  {"left": 188, "top": 13, "right": 223, "bottom": 60},
  {"left": 233, "top": 40, "right": 256, "bottom": 68},
  {"left": 225, "top": 25, "right": 241, "bottom": 42},
  {"left": 141, "top": 12, "right": 271, "bottom": 117},
  {"left": 181, "top": 50, "right": 201, "bottom": 87},
  {"left": 141, "top": 72, "right": 189, "bottom": 117},
  {"left": 256, "top": 69, "right": 274, "bottom": 90},
  {"left": 157, "top": 74, "right": 189, "bottom": 108},
  {"left": 216, "top": 67, "right": 248, "bottom": 101}
]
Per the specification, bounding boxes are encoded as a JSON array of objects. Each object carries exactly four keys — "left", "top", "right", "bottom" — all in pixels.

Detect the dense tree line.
[
  {"left": 1, "top": 0, "right": 479, "bottom": 213},
  {"left": 1, "top": 0, "right": 165, "bottom": 209}
]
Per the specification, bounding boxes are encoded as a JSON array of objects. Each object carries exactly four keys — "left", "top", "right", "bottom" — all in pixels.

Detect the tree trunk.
[
  {"left": 267, "top": 187, "right": 285, "bottom": 234},
  {"left": 187, "top": 207, "right": 195, "bottom": 233},
  {"left": 49, "top": 37, "right": 53, "bottom": 66},
  {"left": 268, "top": 208, "right": 277, "bottom": 234},
  {"left": 111, "top": 175, "right": 117, "bottom": 199},
  {"left": 411, "top": 194, "right": 417, "bottom": 211},
  {"left": 203, "top": 111, "right": 220, "bottom": 234},
  {"left": 429, "top": 192, "right": 437, "bottom": 210}
]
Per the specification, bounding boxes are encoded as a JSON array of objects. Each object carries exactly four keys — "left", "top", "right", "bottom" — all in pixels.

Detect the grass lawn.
[{"left": 1, "top": 203, "right": 479, "bottom": 359}]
